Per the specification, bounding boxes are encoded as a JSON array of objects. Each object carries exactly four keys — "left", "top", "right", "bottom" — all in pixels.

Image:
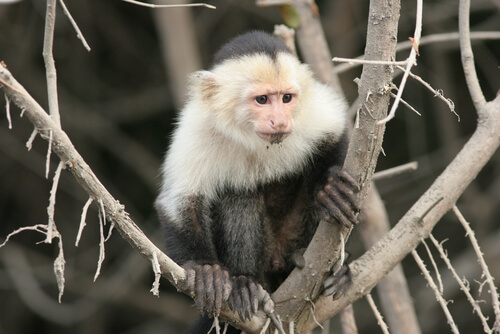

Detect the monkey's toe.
[
  {"left": 228, "top": 275, "right": 262, "bottom": 321},
  {"left": 324, "top": 261, "right": 352, "bottom": 300},
  {"left": 183, "top": 262, "right": 232, "bottom": 317}
]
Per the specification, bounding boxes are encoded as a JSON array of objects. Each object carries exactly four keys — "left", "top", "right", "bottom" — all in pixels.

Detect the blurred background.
[{"left": 0, "top": 0, "right": 499, "bottom": 333}]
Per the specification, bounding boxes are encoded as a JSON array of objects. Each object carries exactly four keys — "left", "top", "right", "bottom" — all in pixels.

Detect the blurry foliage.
[{"left": 0, "top": 0, "right": 499, "bottom": 333}]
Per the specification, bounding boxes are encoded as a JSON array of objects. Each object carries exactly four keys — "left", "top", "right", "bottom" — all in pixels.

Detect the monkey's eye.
[
  {"left": 282, "top": 94, "right": 293, "bottom": 103},
  {"left": 255, "top": 95, "right": 268, "bottom": 104}
]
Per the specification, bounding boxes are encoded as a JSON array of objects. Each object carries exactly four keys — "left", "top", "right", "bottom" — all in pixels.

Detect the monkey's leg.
[
  {"left": 316, "top": 167, "right": 360, "bottom": 228},
  {"left": 184, "top": 261, "right": 232, "bottom": 317}
]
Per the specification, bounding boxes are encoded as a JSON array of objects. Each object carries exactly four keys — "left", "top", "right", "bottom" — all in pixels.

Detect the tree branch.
[
  {"left": 273, "top": 0, "right": 401, "bottom": 330},
  {"left": 305, "top": 93, "right": 500, "bottom": 331},
  {"left": 0, "top": 64, "right": 187, "bottom": 296}
]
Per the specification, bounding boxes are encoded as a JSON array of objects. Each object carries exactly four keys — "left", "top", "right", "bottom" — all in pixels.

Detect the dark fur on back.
[{"left": 212, "top": 31, "right": 292, "bottom": 67}]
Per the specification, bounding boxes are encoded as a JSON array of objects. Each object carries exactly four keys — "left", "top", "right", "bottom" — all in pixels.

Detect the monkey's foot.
[
  {"left": 324, "top": 258, "right": 352, "bottom": 300},
  {"left": 183, "top": 261, "right": 232, "bottom": 317},
  {"left": 228, "top": 275, "right": 264, "bottom": 321},
  {"left": 228, "top": 277, "right": 285, "bottom": 333},
  {"left": 316, "top": 167, "right": 360, "bottom": 228}
]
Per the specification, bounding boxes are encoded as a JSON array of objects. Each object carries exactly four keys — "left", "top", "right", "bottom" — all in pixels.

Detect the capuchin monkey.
[{"left": 155, "top": 31, "right": 359, "bottom": 333}]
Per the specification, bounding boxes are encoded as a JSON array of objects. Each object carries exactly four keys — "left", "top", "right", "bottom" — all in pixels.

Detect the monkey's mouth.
[{"left": 257, "top": 132, "right": 290, "bottom": 144}]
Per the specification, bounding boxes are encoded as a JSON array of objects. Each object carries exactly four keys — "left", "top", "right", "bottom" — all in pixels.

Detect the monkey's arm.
[{"left": 160, "top": 196, "right": 234, "bottom": 317}]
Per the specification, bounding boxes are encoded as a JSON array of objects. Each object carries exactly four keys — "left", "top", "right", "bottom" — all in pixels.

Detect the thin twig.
[
  {"left": 45, "top": 130, "right": 53, "bottom": 179},
  {"left": 0, "top": 225, "right": 48, "bottom": 248},
  {"left": 429, "top": 234, "right": 492, "bottom": 334},
  {"left": 76, "top": 197, "right": 93, "bottom": 247},
  {"left": 122, "top": 0, "right": 215, "bottom": 9},
  {"left": 421, "top": 239, "right": 444, "bottom": 294},
  {"left": 26, "top": 128, "right": 38, "bottom": 151},
  {"left": 395, "top": 65, "right": 458, "bottom": 120},
  {"left": 5, "top": 94, "right": 12, "bottom": 129},
  {"left": 42, "top": 0, "right": 61, "bottom": 127},
  {"left": 389, "top": 91, "right": 421, "bottom": 116},
  {"left": 453, "top": 206, "right": 500, "bottom": 332},
  {"left": 378, "top": 0, "right": 422, "bottom": 125},
  {"left": 458, "top": 0, "right": 487, "bottom": 110},
  {"left": 372, "top": 161, "right": 418, "bottom": 181},
  {"left": 150, "top": 252, "right": 161, "bottom": 297},
  {"left": 53, "top": 232, "right": 66, "bottom": 303},
  {"left": 333, "top": 31, "right": 500, "bottom": 75},
  {"left": 94, "top": 206, "right": 105, "bottom": 282},
  {"left": 58, "top": 0, "right": 91, "bottom": 51},
  {"left": 412, "top": 250, "right": 460, "bottom": 334},
  {"left": 366, "top": 293, "right": 390, "bottom": 334},
  {"left": 46, "top": 161, "right": 64, "bottom": 243},
  {"left": 332, "top": 57, "right": 408, "bottom": 67}
]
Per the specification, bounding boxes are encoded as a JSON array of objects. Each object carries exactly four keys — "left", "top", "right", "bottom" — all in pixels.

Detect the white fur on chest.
[{"left": 157, "top": 81, "right": 346, "bottom": 221}]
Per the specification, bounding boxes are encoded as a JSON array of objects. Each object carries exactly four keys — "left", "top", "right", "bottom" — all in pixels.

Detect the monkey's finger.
[
  {"left": 222, "top": 269, "right": 232, "bottom": 301},
  {"left": 247, "top": 279, "right": 259, "bottom": 314},
  {"left": 202, "top": 265, "right": 216, "bottom": 315},
  {"left": 336, "top": 169, "right": 360, "bottom": 193},
  {"left": 230, "top": 277, "right": 246, "bottom": 321},
  {"left": 332, "top": 177, "right": 361, "bottom": 213},
  {"left": 212, "top": 265, "right": 224, "bottom": 316},
  {"left": 194, "top": 266, "right": 206, "bottom": 315},
  {"left": 323, "top": 184, "right": 357, "bottom": 224},
  {"left": 238, "top": 278, "right": 252, "bottom": 321},
  {"left": 325, "top": 273, "right": 351, "bottom": 300},
  {"left": 317, "top": 191, "right": 352, "bottom": 228}
]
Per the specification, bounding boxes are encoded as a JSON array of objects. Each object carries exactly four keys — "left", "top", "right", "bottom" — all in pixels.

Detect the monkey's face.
[
  {"left": 247, "top": 86, "right": 297, "bottom": 144},
  {"left": 197, "top": 52, "right": 314, "bottom": 147}
]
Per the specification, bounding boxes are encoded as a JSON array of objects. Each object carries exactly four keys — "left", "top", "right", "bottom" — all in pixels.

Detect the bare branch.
[
  {"left": 458, "top": 0, "right": 487, "bottom": 110},
  {"left": 412, "top": 250, "right": 460, "bottom": 334},
  {"left": 395, "top": 65, "right": 458, "bottom": 120},
  {"left": 122, "top": 0, "right": 216, "bottom": 9},
  {"left": 42, "top": 0, "right": 61, "bottom": 127},
  {"left": 0, "top": 64, "right": 187, "bottom": 289},
  {"left": 333, "top": 57, "right": 408, "bottom": 67},
  {"left": 58, "top": 0, "right": 91, "bottom": 51},
  {"left": 373, "top": 162, "right": 418, "bottom": 181},
  {"left": 46, "top": 160, "right": 64, "bottom": 243},
  {"left": 45, "top": 130, "right": 53, "bottom": 179},
  {"left": 4, "top": 94, "right": 12, "bottom": 129},
  {"left": 429, "top": 234, "right": 492, "bottom": 334},
  {"left": 453, "top": 206, "right": 500, "bottom": 331},
  {"left": 53, "top": 233, "right": 66, "bottom": 303},
  {"left": 26, "top": 128, "right": 38, "bottom": 151},
  {"left": 421, "top": 238, "right": 444, "bottom": 294},
  {"left": 378, "top": 0, "right": 423, "bottom": 125},
  {"left": 334, "top": 31, "right": 500, "bottom": 75},
  {"left": 366, "top": 293, "right": 390, "bottom": 334},
  {"left": 94, "top": 202, "right": 106, "bottom": 282},
  {"left": 0, "top": 225, "right": 48, "bottom": 248},
  {"left": 150, "top": 252, "right": 161, "bottom": 297},
  {"left": 76, "top": 197, "right": 93, "bottom": 247}
]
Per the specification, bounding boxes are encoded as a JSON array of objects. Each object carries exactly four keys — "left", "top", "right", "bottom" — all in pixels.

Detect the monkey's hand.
[
  {"left": 316, "top": 167, "right": 360, "bottom": 228},
  {"left": 324, "top": 253, "right": 352, "bottom": 300},
  {"left": 183, "top": 261, "right": 232, "bottom": 318}
]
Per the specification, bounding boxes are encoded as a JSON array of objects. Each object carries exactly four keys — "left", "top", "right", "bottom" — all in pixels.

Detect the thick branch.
[
  {"left": 304, "top": 94, "right": 500, "bottom": 331},
  {"left": 273, "top": 0, "right": 400, "bottom": 330}
]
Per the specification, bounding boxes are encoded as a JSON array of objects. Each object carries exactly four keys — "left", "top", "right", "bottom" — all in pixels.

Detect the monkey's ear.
[{"left": 189, "top": 70, "right": 219, "bottom": 100}]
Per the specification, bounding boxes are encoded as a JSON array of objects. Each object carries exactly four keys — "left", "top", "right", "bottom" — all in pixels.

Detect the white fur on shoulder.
[{"left": 156, "top": 53, "right": 346, "bottom": 222}]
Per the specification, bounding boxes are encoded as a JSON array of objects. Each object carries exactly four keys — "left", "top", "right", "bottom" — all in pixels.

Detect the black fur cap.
[{"left": 211, "top": 31, "right": 292, "bottom": 67}]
